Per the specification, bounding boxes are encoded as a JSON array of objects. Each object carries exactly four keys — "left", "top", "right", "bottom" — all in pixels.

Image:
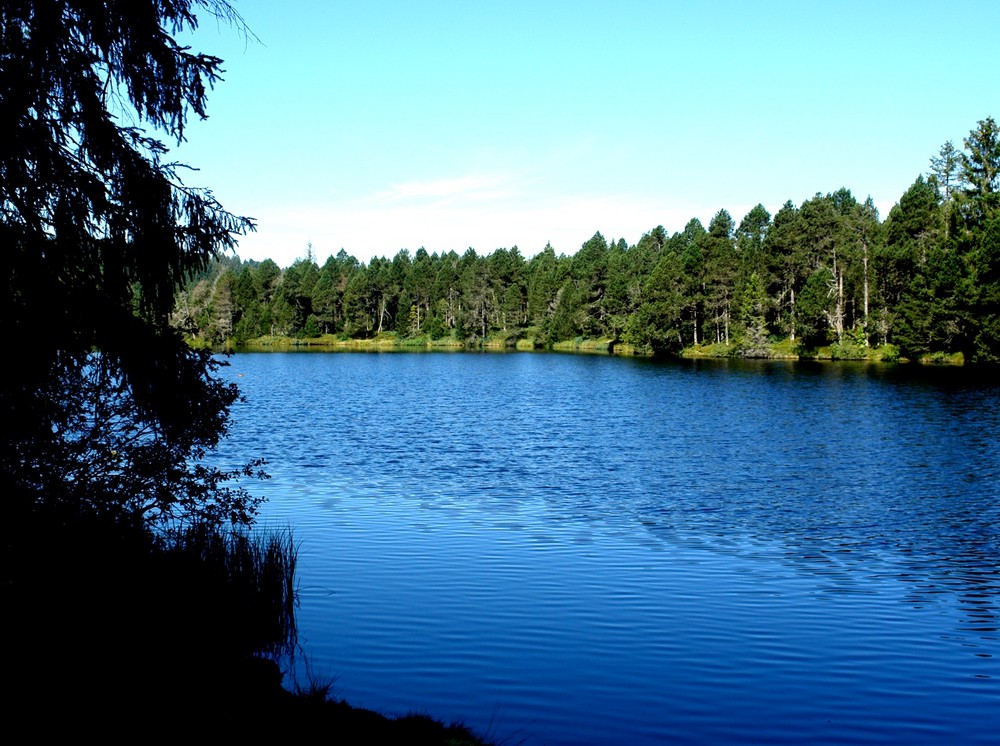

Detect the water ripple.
[{"left": 214, "top": 353, "right": 1000, "bottom": 745}]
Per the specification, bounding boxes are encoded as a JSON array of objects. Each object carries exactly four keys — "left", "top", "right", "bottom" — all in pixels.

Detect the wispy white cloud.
[
  {"left": 371, "top": 173, "right": 515, "bottom": 204},
  {"left": 231, "top": 179, "right": 716, "bottom": 268}
]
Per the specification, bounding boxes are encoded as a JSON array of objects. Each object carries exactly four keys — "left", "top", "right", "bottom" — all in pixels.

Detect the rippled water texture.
[{"left": 214, "top": 352, "right": 1000, "bottom": 744}]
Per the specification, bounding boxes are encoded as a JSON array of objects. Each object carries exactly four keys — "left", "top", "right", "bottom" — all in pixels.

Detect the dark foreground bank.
[
  {"left": 4, "top": 515, "right": 493, "bottom": 744},
  {"left": 9, "top": 651, "right": 492, "bottom": 743}
]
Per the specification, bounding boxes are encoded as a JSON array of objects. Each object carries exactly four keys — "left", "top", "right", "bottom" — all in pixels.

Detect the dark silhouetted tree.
[{"left": 1, "top": 0, "right": 258, "bottom": 531}]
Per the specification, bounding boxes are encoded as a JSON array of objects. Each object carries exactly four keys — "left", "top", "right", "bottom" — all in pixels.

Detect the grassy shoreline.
[{"left": 197, "top": 332, "right": 966, "bottom": 365}]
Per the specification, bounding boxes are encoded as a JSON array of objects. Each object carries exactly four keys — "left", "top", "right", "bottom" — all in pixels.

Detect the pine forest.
[{"left": 175, "top": 118, "right": 1000, "bottom": 364}]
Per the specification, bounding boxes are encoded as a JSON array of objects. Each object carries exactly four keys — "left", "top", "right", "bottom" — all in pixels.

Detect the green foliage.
[
  {"left": 930, "top": 141, "right": 962, "bottom": 201},
  {"left": 734, "top": 271, "right": 771, "bottom": 357},
  {"left": 878, "top": 344, "right": 901, "bottom": 363},
  {"left": 303, "top": 314, "right": 322, "bottom": 338},
  {"left": 969, "top": 214, "right": 1000, "bottom": 362},
  {"left": 769, "top": 337, "right": 802, "bottom": 358},
  {"left": 548, "top": 279, "right": 584, "bottom": 342},
  {"left": 828, "top": 341, "right": 868, "bottom": 360},
  {"left": 960, "top": 116, "right": 1000, "bottom": 229},
  {"left": 893, "top": 244, "right": 966, "bottom": 358},
  {"left": 921, "top": 350, "right": 966, "bottom": 365},
  {"left": 624, "top": 247, "right": 685, "bottom": 352},
  {"left": 795, "top": 267, "right": 835, "bottom": 346},
  {"left": 168, "top": 118, "right": 1000, "bottom": 366}
]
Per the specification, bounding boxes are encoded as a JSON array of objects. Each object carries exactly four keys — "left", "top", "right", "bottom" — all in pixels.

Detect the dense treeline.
[{"left": 177, "top": 118, "right": 1000, "bottom": 363}]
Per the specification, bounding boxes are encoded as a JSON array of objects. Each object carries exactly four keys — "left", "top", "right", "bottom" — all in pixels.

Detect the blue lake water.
[{"left": 213, "top": 352, "right": 1000, "bottom": 744}]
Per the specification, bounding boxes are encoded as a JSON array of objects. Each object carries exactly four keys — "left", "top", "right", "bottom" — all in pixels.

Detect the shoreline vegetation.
[
  {"left": 193, "top": 330, "right": 964, "bottom": 365},
  {"left": 174, "top": 118, "right": 1000, "bottom": 368}
]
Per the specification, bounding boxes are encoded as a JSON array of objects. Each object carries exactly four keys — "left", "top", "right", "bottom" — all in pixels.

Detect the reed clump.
[
  {"left": 6, "top": 509, "right": 299, "bottom": 724},
  {"left": 157, "top": 521, "right": 298, "bottom": 660}
]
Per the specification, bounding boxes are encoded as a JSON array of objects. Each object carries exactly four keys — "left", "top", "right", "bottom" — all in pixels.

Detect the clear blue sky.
[{"left": 176, "top": 0, "right": 1000, "bottom": 267}]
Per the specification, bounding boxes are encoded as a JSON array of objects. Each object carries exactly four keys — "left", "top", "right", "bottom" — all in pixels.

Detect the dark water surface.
[{"left": 215, "top": 352, "right": 1000, "bottom": 744}]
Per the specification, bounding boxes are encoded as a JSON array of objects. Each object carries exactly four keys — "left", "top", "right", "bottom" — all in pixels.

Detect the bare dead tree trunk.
[
  {"left": 789, "top": 286, "right": 796, "bottom": 342},
  {"left": 862, "top": 241, "right": 870, "bottom": 346}
]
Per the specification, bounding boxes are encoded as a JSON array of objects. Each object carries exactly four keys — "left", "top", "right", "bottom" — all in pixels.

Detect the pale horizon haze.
[{"left": 175, "top": 0, "right": 1000, "bottom": 267}]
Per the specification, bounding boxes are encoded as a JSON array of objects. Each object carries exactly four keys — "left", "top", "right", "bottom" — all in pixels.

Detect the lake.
[{"left": 213, "top": 352, "right": 1000, "bottom": 744}]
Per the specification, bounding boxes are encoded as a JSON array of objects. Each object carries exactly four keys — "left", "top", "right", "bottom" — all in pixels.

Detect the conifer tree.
[{"left": 1, "top": 1, "right": 257, "bottom": 528}]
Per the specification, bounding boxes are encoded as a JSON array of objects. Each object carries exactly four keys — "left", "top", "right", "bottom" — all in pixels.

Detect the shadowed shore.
[
  {"left": 10, "top": 651, "right": 492, "bottom": 743},
  {"left": 4, "top": 515, "right": 494, "bottom": 744}
]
